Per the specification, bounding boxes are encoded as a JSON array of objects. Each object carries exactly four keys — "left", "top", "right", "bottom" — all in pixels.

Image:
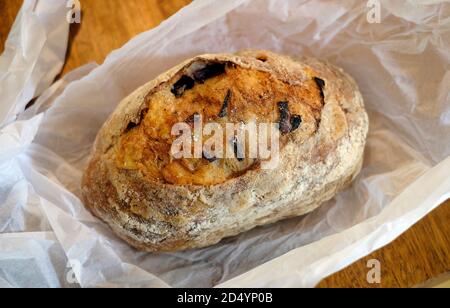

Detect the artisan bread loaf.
[{"left": 81, "top": 50, "right": 369, "bottom": 252}]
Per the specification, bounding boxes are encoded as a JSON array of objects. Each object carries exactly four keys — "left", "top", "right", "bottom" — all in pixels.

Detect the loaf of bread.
[{"left": 81, "top": 50, "right": 369, "bottom": 252}]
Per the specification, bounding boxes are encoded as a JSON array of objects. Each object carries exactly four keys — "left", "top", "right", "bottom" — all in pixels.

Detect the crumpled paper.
[
  {"left": 0, "top": 0, "right": 69, "bottom": 126},
  {"left": 1, "top": 0, "right": 449, "bottom": 288}
]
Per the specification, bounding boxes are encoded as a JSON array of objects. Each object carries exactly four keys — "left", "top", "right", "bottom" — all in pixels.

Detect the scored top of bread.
[{"left": 82, "top": 50, "right": 369, "bottom": 252}]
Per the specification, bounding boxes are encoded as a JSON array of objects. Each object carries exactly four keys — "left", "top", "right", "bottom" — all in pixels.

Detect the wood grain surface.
[{"left": 0, "top": 0, "right": 449, "bottom": 288}]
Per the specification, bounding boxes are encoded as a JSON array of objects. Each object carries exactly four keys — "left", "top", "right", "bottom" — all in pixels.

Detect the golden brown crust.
[
  {"left": 81, "top": 50, "right": 369, "bottom": 252},
  {"left": 115, "top": 64, "right": 322, "bottom": 185}
]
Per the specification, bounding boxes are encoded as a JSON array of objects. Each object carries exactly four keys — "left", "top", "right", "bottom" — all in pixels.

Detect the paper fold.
[{"left": 0, "top": 0, "right": 69, "bottom": 127}]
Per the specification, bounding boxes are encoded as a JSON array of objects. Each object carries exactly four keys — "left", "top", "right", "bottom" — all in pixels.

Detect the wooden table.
[{"left": 1, "top": 0, "right": 449, "bottom": 288}]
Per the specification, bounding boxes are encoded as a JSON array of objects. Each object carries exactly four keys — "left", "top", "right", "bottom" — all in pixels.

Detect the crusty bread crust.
[{"left": 81, "top": 50, "right": 369, "bottom": 252}]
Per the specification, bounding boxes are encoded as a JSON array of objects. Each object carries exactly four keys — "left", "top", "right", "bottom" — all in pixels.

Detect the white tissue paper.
[
  {"left": 0, "top": 0, "right": 449, "bottom": 288},
  {"left": 0, "top": 0, "right": 69, "bottom": 126}
]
